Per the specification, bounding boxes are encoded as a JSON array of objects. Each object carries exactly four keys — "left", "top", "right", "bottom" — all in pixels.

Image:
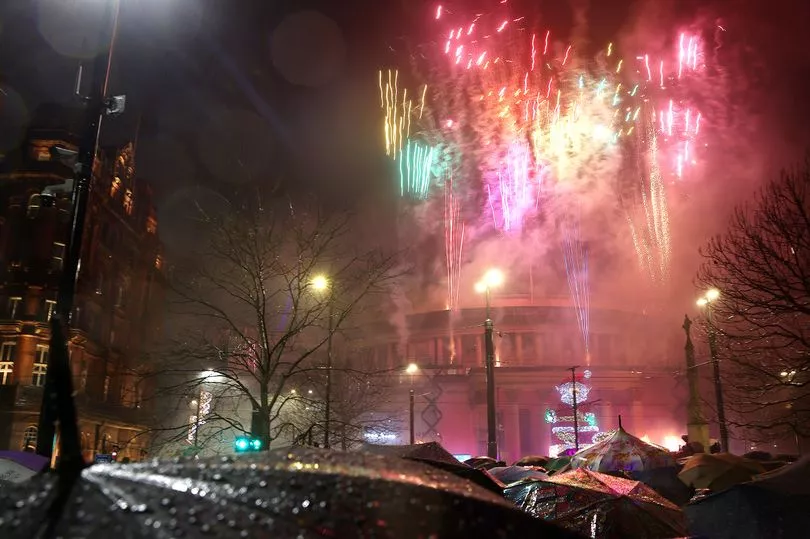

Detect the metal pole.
[
  {"left": 683, "top": 315, "right": 710, "bottom": 451},
  {"left": 484, "top": 288, "right": 498, "bottom": 459},
  {"left": 323, "top": 301, "right": 333, "bottom": 449},
  {"left": 570, "top": 366, "right": 579, "bottom": 451},
  {"left": 409, "top": 389, "right": 415, "bottom": 445},
  {"left": 36, "top": 0, "right": 121, "bottom": 463},
  {"left": 706, "top": 307, "right": 729, "bottom": 452}
]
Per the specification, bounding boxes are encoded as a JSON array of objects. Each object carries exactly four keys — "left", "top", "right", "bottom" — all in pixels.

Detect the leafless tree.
[
  {"left": 145, "top": 197, "right": 401, "bottom": 456},
  {"left": 696, "top": 161, "right": 810, "bottom": 448}
]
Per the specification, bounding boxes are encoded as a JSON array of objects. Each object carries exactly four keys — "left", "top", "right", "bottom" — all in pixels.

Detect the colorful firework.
[
  {"left": 399, "top": 140, "right": 436, "bottom": 198},
  {"left": 561, "top": 220, "right": 590, "bottom": 354},
  {"left": 377, "top": 2, "right": 715, "bottom": 291}
]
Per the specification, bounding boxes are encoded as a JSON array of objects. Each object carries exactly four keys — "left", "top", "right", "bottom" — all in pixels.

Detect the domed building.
[{"left": 359, "top": 277, "right": 689, "bottom": 462}]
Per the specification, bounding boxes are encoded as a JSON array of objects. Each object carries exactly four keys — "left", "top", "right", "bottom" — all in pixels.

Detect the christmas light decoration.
[{"left": 546, "top": 370, "right": 605, "bottom": 455}]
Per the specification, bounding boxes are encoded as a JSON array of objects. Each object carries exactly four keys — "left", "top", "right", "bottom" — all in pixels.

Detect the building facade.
[
  {"left": 0, "top": 105, "right": 164, "bottom": 462},
  {"left": 359, "top": 293, "right": 695, "bottom": 462}
]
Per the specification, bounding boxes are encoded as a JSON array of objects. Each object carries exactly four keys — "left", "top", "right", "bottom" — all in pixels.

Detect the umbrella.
[
  {"left": 505, "top": 468, "right": 688, "bottom": 539},
  {"left": 515, "top": 455, "right": 549, "bottom": 467},
  {"left": 628, "top": 467, "right": 693, "bottom": 506},
  {"left": 570, "top": 425, "right": 676, "bottom": 474},
  {"left": 490, "top": 466, "right": 548, "bottom": 485},
  {"left": 0, "top": 451, "right": 50, "bottom": 484},
  {"left": 678, "top": 453, "right": 765, "bottom": 492},
  {"left": 463, "top": 456, "right": 504, "bottom": 470},
  {"left": 0, "top": 447, "right": 582, "bottom": 538},
  {"left": 362, "top": 442, "right": 504, "bottom": 494},
  {"left": 545, "top": 456, "right": 572, "bottom": 474},
  {"left": 685, "top": 456, "right": 810, "bottom": 538}
]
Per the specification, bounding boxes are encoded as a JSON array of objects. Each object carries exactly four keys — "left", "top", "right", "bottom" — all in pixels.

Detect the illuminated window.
[
  {"left": 44, "top": 299, "right": 57, "bottom": 321},
  {"left": 22, "top": 426, "right": 37, "bottom": 451},
  {"left": 110, "top": 177, "right": 122, "bottom": 198},
  {"left": 154, "top": 255, "right": 163, "bottom": 270},
  {"left": 146, "top": 216, "right": 157, "bottom": 234},
  {"left": 8, "top": 297, "right": 22, "bottom": 318},
  {"left": 123, "top": 189, "right": 134, "bottom": 215},
  {"left": 52, "top": 242, "right": 65, "bottom": 271},
  {"left": 33, "top": 345, "right": 49, "bottom": 387},
  {"left": 0, "top": 342, "right": 15, "bottom": 384}
]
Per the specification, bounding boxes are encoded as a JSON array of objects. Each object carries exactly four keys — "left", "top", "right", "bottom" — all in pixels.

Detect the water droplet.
[
  {"left": 201, "top": 523, "right": 211, "bottom": 533},
  {"left": 302, "top": 499, "right": 310, "bottom": 508}
]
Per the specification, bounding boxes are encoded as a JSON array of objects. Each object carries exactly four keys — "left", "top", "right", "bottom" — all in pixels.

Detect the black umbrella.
[
  {"left": 685, "top": 456, "right": 810, "bottom": 539},
  {"left": 0, "top": 447, "right": 582, "bottom": 538},
  {"left": 362, "top": 442, "right": 504, "bottom": 494}
]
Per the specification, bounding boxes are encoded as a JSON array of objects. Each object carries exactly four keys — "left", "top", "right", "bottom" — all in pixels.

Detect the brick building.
[{"left": 0, "top": 104, "right": 164, "bottom": 462}]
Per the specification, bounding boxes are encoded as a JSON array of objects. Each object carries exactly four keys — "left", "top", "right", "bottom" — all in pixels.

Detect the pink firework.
[{"left": 486, "top": 141, "right": 543, "bottom": 232}]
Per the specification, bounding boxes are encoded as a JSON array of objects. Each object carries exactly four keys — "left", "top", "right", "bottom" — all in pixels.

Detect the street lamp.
[
  {"left": 406, "top": 363, "right": 419, "bottom": 444},
  {"left": 697, "top": 288, "right": 729, "bottom": 452},
  {"left": 311, "top": 274, "right": 334, "bottom": 449},
  {"left": 36, "top": 0, "right": 125, "bottom": 467},
  {"left": 475, "top": 268, "right": 504, "bottom": 459}
]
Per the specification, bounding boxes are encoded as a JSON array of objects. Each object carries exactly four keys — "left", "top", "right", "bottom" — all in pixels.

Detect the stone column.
[{"left": 12, "top": 334, "right": 37, "bottom": 385}]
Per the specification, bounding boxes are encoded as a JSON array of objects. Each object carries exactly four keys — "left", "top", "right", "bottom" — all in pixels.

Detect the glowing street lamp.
[
  {"left": 405, "top": 363, "right": 419, "bottom": 444},
  {"left": 696, "top": 287, "right": 728, "bottom": 452},
  {"left": 311, "top": 273, "right": 335, "bottom": 449},
  {"left": 475, "top": 268, "right": 504, "bottom": 459}
]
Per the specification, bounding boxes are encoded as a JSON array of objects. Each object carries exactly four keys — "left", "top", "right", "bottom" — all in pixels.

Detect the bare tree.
[
  {"left": 146, "top": 197, "right": 401, "bottom": 456},
  {"left": 696, "top": 162, "right": 810, "bottom": 448}
]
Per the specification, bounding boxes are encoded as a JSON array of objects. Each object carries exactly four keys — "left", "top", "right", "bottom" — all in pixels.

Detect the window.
[
  {"left": 1, "top": 342, "right": 15, "bottom": 384},
  {"left": 154, "top": 254, "right": 163, "bottom": 270},
  {"left": 1, "top": 341, "right": 16, "bottom": 363},
  {"left": 115, "top": 279, "right": 128, "bottom": 307},
  {"left": 52, "top": 242, "right": 65, "bottom": 271},
  {"left": 22, "top": 426, "right": 37, "bottom": 451},
  {"left": 123, "top": 189, "right": 134, "bottom": 215},
  {"left": 33, "top": 345, "right": 48, "bottom": 386},
  {"left": 519, "top": 409, "right": 532, "bottom": 455},
  {"left": 110, "top": 177, "right": 122, "bottom": 198},
  {"left": 78, "top": 362, "right": 88, "bottom": 393},
  {"left": 8, "top": 297, "right": 22, "bottom": 318},
  {"left": 44, "top": 299, "right": 57, "bottom": 321}
]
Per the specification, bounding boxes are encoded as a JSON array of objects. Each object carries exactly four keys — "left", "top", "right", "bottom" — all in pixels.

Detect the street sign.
[{"left": 94, "top": 454, "right": 114, "bottom": 464}]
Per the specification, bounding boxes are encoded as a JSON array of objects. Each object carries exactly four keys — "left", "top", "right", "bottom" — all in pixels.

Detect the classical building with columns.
[
  {"left": 0, "top": 104, "right": 164, "bottom": 462},
  {"left": 360, "top": 290, "right": 691, "bottom": 462}
]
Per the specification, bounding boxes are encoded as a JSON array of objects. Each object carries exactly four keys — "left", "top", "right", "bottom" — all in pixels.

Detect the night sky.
[{"left": 2, "top": 0, "right": 809, "bottom": 311}]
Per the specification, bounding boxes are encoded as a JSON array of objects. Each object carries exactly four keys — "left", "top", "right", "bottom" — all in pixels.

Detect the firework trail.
[
  {"left": 561, "top": 219, "right": 590, "bottom": 354},
  {"left": 378, "top": 2, "right": 714, "bottom": 289},
  {"left": 444, "top": 173, "right": 465, "bottom": 310}
]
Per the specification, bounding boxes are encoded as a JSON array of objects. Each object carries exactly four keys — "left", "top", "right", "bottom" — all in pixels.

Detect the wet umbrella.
[
  {"left": 545, "top": 456, "right": 572, "bottom": 474},
  {"left": 628, "top": 467, "right": 693, "bottom": 506},
  {"left": 463, "top": 456, "right": 504, "bottom": 470},
  {"left": 685, "top": 456, "right": 810, "bottom": 538},
  {"left": 0, "top": 447, "right": 583, "bottom": 538},
  {"left": 0, "top": 451, "right": 49, "bottom": 484},
  {"left": 489, "top": 465, "right": 548, "bottom": 485},
  {"left": 505, "top": 468, "right": 688, "bottom": 538},
  {"left": 570, "top": 424, "right": 676, "bottom": 474},
  {"left": 678, "top": 453, "right": 765, "bottom": 492},
  {"left": 515, "top": 455, "right": 549, "bottom": 467},
  {"left": 362, "top": 442, "right": 504, "bottom": 494}
]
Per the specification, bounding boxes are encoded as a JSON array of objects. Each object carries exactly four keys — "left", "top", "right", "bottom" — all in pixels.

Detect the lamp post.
[
  {"left": 36, "top": 0, "right": 125, "bottom": 465},
  {"left": 568, "top": 366, "right": 580, "bottom": 451},
  {"left": 682, "top": 315, "right": 710, "bottom": 452},
  {"left": 311, "top": 275, "right": 334, "bottom": 449},
  {"left": 475, "top": 268, "right": 504, "bottom": 459},
  {"left": 406, "top": 363, "right": 418, "bottom": 444},
  {"left": 697, "top": 288, "right": 729, "bottom": 452}
]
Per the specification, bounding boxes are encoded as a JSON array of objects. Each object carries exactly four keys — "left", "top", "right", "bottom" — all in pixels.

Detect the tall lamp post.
[
  {"left": 406, "top": 363, "right": 419, "bottom": 444},
  {"left": 475, "top": 268, "right": 504, "bottom": 459},
  {"left": 311, "top": 274, "right": 334, "bottom": 449},
  {"left": 682, "top": 315, "right": 710, "bottom": 452},
  {"left": 697, "top": 288, "right": 729, "bottom": 452},
  {"left": 36, "top": 0, "right": 125, "bottom": 465}
]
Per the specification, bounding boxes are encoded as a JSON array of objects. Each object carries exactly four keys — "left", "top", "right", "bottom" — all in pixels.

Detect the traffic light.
[{"left": 234, "top": 435, "right": 263, "bottom": 453}]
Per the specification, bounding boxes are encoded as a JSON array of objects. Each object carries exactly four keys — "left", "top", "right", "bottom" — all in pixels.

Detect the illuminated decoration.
[
  {"left": 187, "top": 389, "right": 213, "bottom": 445},
  {"left": 364, "top": 431, "right": 398, "bottom": 443},
  {"left": 546, "top": 371, "right": 605, "bottom": 455}
]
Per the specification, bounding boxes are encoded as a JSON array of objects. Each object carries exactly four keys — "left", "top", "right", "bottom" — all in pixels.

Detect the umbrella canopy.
[
  {"left": 629, "top": 467, "right": 693, "bottom": 506},
  {"left": 570, "top": 427, "right": 676, "bottom": 474},
  {"left": 463, "top": 456, "right": 504, "bottom": 470},
  {"left": 545, "top": 456, "right": 572, "bottom": 474},
  {"left": 505, "top": 468, "right": 687, "bottom": 539},
  {"left": 0, "top": 447, "right": 581, "bottom": 538},
  {"left": 362, "top": 442, "right": 504, "bottom": 494},
  {"left": 0, "top": 451, "right": 50, "bottom": 484},
  {"left": 678, "top": 453, "right": 765, "bottom": 492},
  {"left": 685, "top": 456, "right": 810, "bottom": 538},
  {"left": 490, "top": 466, "right": 548, "bottom": 485},
  {"left": 515, "top": 455, "right": 549, "bottom": 467}
]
